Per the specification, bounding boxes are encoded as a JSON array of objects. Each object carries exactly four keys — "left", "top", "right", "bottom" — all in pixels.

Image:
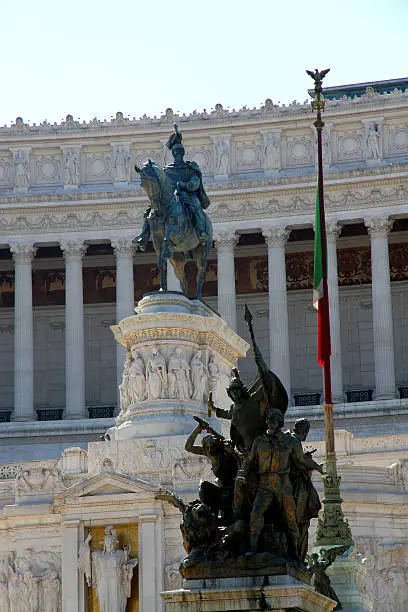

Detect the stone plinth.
[
  {"left": 162, "top": 574, "right": 336, "bottom": 611},
  {"left": 110, "top": 292, "right": 249, "bottom": 440}
]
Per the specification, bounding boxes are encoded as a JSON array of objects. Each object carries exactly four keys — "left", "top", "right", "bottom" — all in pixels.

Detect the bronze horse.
[{"left": 135, "top": 160, "right": 213, "bottom": 298}]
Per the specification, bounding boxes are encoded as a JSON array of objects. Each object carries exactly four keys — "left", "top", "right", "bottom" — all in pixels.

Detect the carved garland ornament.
[{"left": 122, "top": 328, "right": 240, "bottom": 364}]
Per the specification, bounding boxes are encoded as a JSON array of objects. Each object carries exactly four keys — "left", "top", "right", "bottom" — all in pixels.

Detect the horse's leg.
[
  {"left": 159, "top": 223, "right": 177, "bottom": 292},
  {"left": 172, "top": 256, "right": 188, "bottom": 294},
  {"left": 154, "top": 235, "right": 167, "bottom": 292},
  {"left": 194, "top": 240, "right": 209, "bottom": 299}
]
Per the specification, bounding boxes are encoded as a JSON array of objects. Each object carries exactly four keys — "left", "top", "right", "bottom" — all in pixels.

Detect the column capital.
[
  {"left": 111, "top": 237, "right": 135, "bottom": 257},
  {"left": 9, "top": 242, "right": 37, "bottom": 262},
  {"left": 326, "top": 220, "right": 342, "bottom": 243},
  {"left": 213, "top": 229, "right": 237, "bottom": 249},
  {"left": 365, "top": 216, "right": 393, "bottom": 238},
  {"left": 262, "top": 226, "right": 290, "bottom": 247},
  {"left": 60, "top": 239, "right": 87, "bottom": 260}
]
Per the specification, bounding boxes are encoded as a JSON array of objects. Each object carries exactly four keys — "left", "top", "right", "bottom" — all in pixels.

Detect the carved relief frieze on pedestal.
[
  {"left": 0, "top": 549, "right": 62, "bottom": 612},
  {"left": 110, "top": 292, "right": 249, "bottom": 440}
]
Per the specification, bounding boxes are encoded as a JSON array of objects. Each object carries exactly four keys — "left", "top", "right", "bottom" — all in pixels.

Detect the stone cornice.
[
  {"left": 0, "top": 175, "right": 407, "bottom": 237},
  {"left": 0, "top": 163, "right": 407, "bottom": 238}
]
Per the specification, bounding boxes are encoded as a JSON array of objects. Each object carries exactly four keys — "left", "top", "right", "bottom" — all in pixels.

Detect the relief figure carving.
[
  {"left": 190, "top": 351, "right": 207, "bottom": 402},
  {"left": 146, "top": 347, "right": 167, "bottom": 400},
  {"left": 64, "top": 150, "right": 80, "bottom": 185},
  {"left": 168, "top": 348, "right": 192, "bottom": 400},
  {"left": 128, "top": 348, "right": 146, "bottom": 402}
]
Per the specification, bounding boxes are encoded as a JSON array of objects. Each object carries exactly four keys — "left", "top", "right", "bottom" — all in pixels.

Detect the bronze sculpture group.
[
  {"left": 158, "top": 306, "right": 325, "bottom": 581},
  {"left": 139, "top": 126, "right": 344, "bottom": 606}
]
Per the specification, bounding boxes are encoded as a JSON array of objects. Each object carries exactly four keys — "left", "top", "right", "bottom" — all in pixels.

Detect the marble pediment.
[{"left": 54, "top": 471, "right": 161, "bottom": 502}]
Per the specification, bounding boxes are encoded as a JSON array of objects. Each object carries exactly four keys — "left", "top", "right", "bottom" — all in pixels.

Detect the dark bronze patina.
[
  {"left": 135, "top": 124, "right": 212, "bottom": 297},
  {"left": 156, "top": 306, "right": 329, "bottom": 590}
]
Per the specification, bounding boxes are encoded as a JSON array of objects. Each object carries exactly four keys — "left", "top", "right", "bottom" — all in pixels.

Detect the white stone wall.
[
  {"left": 0, "top": 312, "right": 13, "bottom": 410},
  {"left": 391, "top": 282, "right": 408, "bottom": 387},
  {"left": 340, "top": 286, "right": 375, "bottom": 393},
  {"left": 34, "top": 307, "right": 65, "bottom": 409}
]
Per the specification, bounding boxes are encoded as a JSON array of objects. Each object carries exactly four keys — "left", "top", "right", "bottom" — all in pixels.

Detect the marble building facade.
[
  {"left": 0, "top": 81, "right": 408, "bottom": 609},
  {"left": 1, "top": 84, "right": 408, "bottom": 454}
]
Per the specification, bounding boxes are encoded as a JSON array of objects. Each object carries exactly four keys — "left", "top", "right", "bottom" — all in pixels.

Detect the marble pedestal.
[
  {"left": 162, "top": 575, "right": 336, "bottom": 612},
  {"left": 109, "top": 292, "right": 249, "bottom": 440}
]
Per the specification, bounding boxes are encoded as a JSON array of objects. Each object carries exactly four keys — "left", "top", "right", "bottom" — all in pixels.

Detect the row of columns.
[
  {"left": 214, "top": 217, "right": 397, "bottom": 403},
  {"left": 7, "top": 215, "right": 397, "bottom": 420},
  {"left": 9, "top": 238, "right": 136, "bottom": 421}
]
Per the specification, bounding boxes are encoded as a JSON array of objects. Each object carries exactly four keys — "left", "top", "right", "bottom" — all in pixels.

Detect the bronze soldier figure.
[
  {"left": 290, "top": 418, "right": 322, "bottom": 561},
  {"left": 241, "top": 408, "right": 324, "bottom": 560},
  {"left": 208, "top": 368, "right": 266, "bottom": 454},
  {"left": 185, "top": 416, "right": 240, "bottom": 523}
]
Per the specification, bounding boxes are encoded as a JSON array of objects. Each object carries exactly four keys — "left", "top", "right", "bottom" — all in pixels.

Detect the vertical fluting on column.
[
  {"left": 214, "top": 229, "right": 237, "bottom": 331},
  {"left": 10, "top": 242, "right": 37, "bottom": 421},
  {"left": 112, "top": 238, "right": 135, "bottom": 406},
  {"left": 326, "top": 221, "right": 344, "bottom": 403},
  {"left": 262, "top": 226, "right": 291, "bottom": 401},
  {"left": 61, "top": 240, "right": 87, "bottom": 419},
  {"left": 366, "top": 217, "right": 396, "bottom": 400}
]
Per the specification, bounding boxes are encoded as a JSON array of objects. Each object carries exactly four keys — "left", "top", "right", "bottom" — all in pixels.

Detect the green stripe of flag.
[{"left": 313, "top": 189, "right": 323, "bottom": 309}]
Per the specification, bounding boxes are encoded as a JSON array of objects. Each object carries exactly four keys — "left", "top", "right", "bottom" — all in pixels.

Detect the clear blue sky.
[{"left": 1, "top": 0, "right": 406, "bottom": 126}]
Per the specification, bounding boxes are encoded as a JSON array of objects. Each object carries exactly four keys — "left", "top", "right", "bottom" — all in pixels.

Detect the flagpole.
[{"left": 307, "top": 69, "right": 353, "bottom": 549}]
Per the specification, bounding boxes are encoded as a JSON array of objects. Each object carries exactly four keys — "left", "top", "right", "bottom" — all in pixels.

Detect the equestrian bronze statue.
[{"left": 135, "top": 125, "right": 213, "bottom": 298}]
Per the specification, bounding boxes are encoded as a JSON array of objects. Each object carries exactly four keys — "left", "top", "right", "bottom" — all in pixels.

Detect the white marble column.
[
  {"left": 214, "top": 229, "right": 237, "bottom": 331},
  {"left": 326, "top": 221, "right": 344, "bottom": 403},
  {"left": 62, "top": 520, "right": 81, "bottom": 612},
  {"left": 167, "top": 262, "right": 182, "bottom": 292},
  {"left": 61, "top": 240, "right": 87, "bottom": 419},
  {"left": 262, "top": 226, "right": 291, "bottom": 400},
  {"left": 366, "top": 217, "right": 396, "bottom": 399},
  {"left": 139, "top": 515, "right": 164, "bottom": 612},
  {"left": 10, "top": 242, "right": 37, "bottom": 421},
  {"left": 112, "top": 238, "right": 135, "bottom": 403}
]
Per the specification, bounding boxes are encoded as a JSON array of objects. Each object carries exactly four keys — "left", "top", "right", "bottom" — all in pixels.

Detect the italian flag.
[{"left": 313, "top": 189, "right": 330, "bottom": 367}]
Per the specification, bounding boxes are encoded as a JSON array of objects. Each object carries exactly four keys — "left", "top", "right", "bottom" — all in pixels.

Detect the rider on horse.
[{"left": 136, "top": 125, "right": 210, "bottom": 251}]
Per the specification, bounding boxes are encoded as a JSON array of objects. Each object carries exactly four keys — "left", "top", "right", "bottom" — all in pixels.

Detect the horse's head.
[{"left": 135, "top": 159, "right": 166, "bottom": 205}]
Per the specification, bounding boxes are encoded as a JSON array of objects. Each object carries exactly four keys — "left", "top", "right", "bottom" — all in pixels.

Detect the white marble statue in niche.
[
  {"left": 190, "top": 351, "right": 207, "bottom": 401},
  {"left": 113, "top": 147, "right": 130, "bottom": 182},
  {"left": 215, "top": 139, "right": 229, "bottom": 175},
  {"left": 14, "top": 150, "right": 30, "bottom": 189},
  {"left": 79, "top": 526, "right": 138, "bottom": 612},
  {"left": 64, "top": 149, "right": 80, "bottom": 185},
  {"left": 146, "top": 347, "right": 167, "bottom": 400},
  {"left": 367, "top": 124, "right": 381, "bottom": 160},
  {"left": 263, "top": 133, "right": 280, "bottom": 170},
  {"left": 168, "top": 348, "right": 192, "bottom": 400},
  {"left": 128, "top": 348, "right": 146, "bottom": 402}
]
